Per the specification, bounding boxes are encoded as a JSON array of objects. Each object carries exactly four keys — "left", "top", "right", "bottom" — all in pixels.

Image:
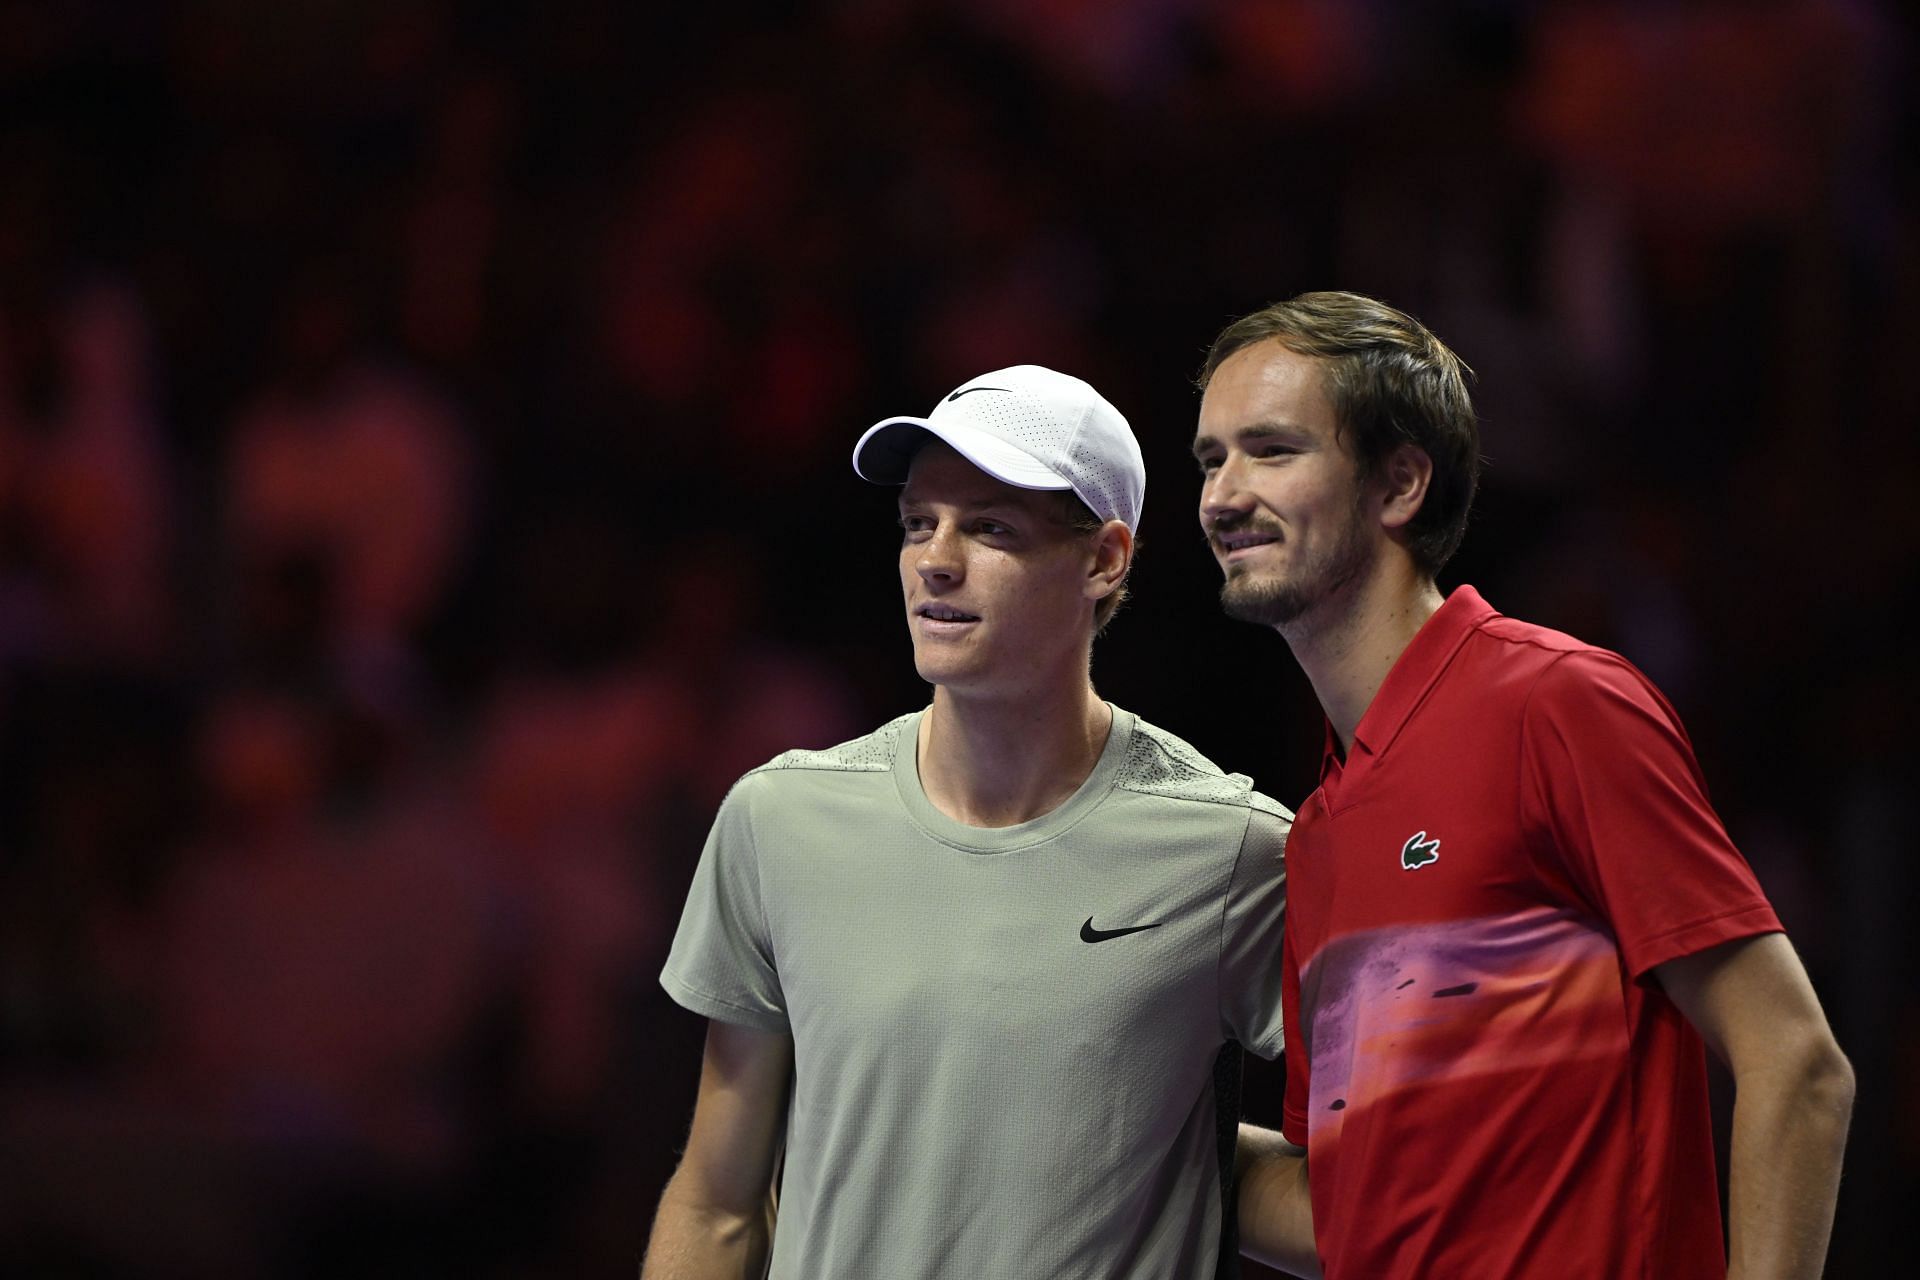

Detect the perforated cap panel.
[{"left": 852, "top": 364, "right": 1146, "bottom": 531}]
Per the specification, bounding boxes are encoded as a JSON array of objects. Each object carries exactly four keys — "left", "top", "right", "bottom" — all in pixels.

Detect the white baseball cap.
[{"left": 851, "top": 364, "right": 1146, "bottom": 533}]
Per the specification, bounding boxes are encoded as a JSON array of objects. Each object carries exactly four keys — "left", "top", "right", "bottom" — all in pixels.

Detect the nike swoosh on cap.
[
  {"left": 946, "top": 385, "right": 1009, "bottom": 401},
  {"left": 1080, "top": 917, "right": 1162, "bottom": 943}
]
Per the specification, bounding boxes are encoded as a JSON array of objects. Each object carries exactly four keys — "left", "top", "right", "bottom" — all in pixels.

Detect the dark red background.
[{"left": 0, "top": 3, "right": 1910, "bottom": 1274}]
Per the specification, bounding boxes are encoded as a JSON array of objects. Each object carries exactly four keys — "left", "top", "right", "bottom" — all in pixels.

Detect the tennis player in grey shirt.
[{"left": 643, "top": 365, "right": 1291, "bottom": 1280}]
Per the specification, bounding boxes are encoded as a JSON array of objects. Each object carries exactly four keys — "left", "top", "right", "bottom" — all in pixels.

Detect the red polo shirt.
[{"left": 1281, "top": 586, "right": 1780, "bottom": 1279}]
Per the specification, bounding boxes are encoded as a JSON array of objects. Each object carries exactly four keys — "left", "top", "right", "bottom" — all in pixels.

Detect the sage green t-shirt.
[{"left": 661, "top": 705, "right": 1290, "bottom": 1280}]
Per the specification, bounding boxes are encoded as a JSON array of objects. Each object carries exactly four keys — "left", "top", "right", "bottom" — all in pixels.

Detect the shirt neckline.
[
  {"left": 893, "top": 703, "right": 1136, "bottom": 853},
  {"left": 1320, "top": 585, "right": 1495, "bottom": 791}
]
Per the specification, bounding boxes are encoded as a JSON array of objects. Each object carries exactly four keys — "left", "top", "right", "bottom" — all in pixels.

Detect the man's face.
[
  {"left": 898, "top": 441, "right": 1097, "bottom": 695},
  {"left": 1193, "top": 341, "right": 1375, "bottom": 629}
]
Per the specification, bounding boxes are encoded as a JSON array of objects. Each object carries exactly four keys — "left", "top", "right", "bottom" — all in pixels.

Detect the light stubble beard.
[{"left": 1217, "top": 499, "right": 1373, "bottom": 630}]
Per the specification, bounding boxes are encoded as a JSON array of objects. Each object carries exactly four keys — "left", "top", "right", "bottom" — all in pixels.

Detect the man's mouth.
[
  {"left": 1214, "top": 527, "right": 1282, "bottom": 556},
  {"left": 916, "top": 603, "right": 980, "bottom": 623}
]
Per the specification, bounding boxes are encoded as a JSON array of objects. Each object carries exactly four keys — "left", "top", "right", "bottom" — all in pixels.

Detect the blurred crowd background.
[{"left": 0, "top": 1, "right": 1912, "bottom": 1275}]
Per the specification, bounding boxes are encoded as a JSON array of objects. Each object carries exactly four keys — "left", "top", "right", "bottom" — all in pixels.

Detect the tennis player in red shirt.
[{"left": 1192, "top": 292, "right": 1853, "bottom": 1279}]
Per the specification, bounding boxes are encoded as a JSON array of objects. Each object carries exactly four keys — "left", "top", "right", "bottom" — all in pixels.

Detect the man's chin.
[
  {"left": 913, "top": 651, "right": 985, "bottom": 689},
  {"left": 1220, "top": 577, "right": 1307, "bottom": 628}
]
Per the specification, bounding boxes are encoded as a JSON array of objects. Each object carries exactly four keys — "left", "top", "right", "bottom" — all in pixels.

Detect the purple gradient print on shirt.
[{"left": 1299, "top": 905, "right": 1623, "bottom": 1145}]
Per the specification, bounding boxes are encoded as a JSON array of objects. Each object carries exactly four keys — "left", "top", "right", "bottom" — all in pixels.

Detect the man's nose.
[
  {"left": 1200, "top": 454, "right": 1254, "bottom": 526},
  {"left": 916, "top": 523, "right": 963, "bottom": 584}
]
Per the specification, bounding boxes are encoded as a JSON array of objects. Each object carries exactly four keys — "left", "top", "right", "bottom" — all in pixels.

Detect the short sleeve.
[
  {"left": 1219, "top": 794, "right": 1291, "bottom": 1059},
  {"left": 1519, "top": 650, "right": 1780, "bottom": 980},
  {"left": 660, "top": 775, "right": 790, "bottom": 1031}
]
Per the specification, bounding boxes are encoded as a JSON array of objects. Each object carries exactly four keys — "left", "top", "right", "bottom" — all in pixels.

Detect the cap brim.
[{"left": 851, "top": 418, "right": 1072, "bottom": 491}]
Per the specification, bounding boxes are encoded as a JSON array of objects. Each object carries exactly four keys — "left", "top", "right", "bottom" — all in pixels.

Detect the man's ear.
[
  {"left": 1085, "top": 519, "right": 1133, "bottom": 601},
  {"left": 1377, "top": 443, "right": 1433, "bottom": 532}
]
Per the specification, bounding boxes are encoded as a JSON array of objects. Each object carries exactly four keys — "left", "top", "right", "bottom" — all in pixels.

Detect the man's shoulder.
[
  {"left": 1116, "top": 713, "right": 1286, "bottom": 817},
  {"left": 1448, "top": 608, "right": 1666, "bottom": 734},
  {"left": 1445, "top": 607, "right": 1610, "bottom": 696},
  {"left": 1467, "top": 609, "right": 1652, "bottom": 687},
  {"left": 736, "top": 713, "right": 915, "bottom": 789},
  {"left": 1469, "top": 609, "right": 1601, "bottom": 662}
]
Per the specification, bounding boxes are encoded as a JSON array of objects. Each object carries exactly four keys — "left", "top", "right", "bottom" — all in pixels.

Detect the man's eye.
[
  {"left": 899, "top": 517, "right": 932, "bottom": 535},
  {"left": 975, "top": 521, "right": 1010, "bottom": 537},
  {"left": 1195, "top": 456, "right": 1220, "bottom": 473},
  {"left": 1259, "top": 445, "right": 1298, "bottom": 459}
]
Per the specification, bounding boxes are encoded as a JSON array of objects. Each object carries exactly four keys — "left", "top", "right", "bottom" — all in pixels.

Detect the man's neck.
[
  {"left": 1280, "top": 560, "right": 1444, "bottom": 757},
  {"left": 917, "top": 680, "right": 1114, "bottom": 828}
]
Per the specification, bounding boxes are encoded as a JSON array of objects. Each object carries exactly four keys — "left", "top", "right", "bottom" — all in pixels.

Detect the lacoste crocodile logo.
[{"left": 1400, "top": 831, "right": 1441, "bottom": 870}]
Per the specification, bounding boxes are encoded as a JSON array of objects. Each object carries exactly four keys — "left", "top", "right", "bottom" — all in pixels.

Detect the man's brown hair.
[{"left": 1198, "top": 291, "right": 1481, "bottom": 576}]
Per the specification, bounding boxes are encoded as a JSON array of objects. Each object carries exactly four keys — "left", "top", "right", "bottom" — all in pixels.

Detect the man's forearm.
[
  {"left": 1725, "top": 1038, "right": 1854, "bottom": 1279},
  {"left": 641, "top": 1169, "right": 774, "bottom": 1280},
  {"left": 1236, "top": 1123, "right": 1320, "bottom": 1279}
]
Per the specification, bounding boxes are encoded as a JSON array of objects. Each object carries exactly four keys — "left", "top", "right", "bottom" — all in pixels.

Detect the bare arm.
[
  {"left": 1654, "top": 932, "right": 1854, "bottom": 1280},
  {"left": 1236, "top": 1123, "right": 1320, "bottom": 1278},
  {"left": 642, "top": 1021, "right": 795, "bottom": 1280}
]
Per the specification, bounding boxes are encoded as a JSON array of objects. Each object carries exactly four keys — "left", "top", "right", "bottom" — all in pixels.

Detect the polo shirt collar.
[{"left": 1334, "top": 584, "right": 1495, "bottom": 770}]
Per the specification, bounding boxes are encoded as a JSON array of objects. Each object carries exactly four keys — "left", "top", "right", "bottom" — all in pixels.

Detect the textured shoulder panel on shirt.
[
  {"left": 1248, "top": 790, "right": 1293, "bottom": 823},
  {"left": 742, "top": 712, "right": 915, "bottom": 777},
  {"left": 1116, "top": 718, "right": 1256, "bottom": 807}
]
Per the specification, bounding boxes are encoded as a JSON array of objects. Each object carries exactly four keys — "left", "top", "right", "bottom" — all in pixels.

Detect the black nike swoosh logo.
[
  {"left": 1080, "top": 917, "right": 1162, "bottom": 943},
  {"left": 946, "top": 386, "right": 1009, "bottom": 402}
]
